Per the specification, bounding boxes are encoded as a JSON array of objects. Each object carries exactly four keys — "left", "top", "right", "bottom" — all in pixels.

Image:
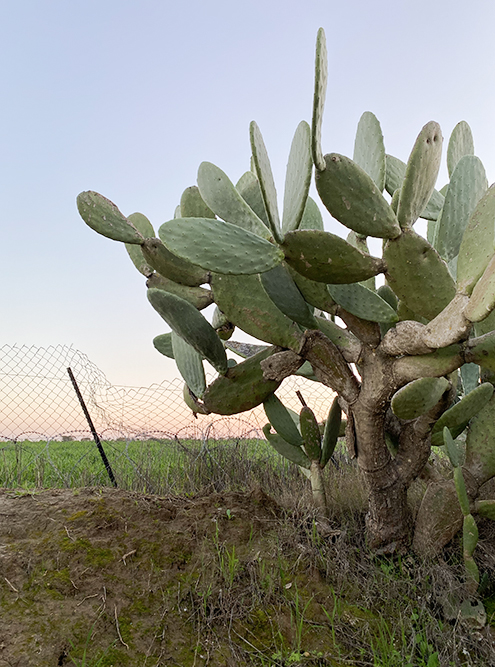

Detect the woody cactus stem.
[{"left": 77, "top": 27, "right": 495, "bottom": 556}]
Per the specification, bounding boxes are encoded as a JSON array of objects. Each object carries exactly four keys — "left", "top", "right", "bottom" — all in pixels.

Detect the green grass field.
[{"left": 0, "top": 437, "right": 305, "bottom": 495}]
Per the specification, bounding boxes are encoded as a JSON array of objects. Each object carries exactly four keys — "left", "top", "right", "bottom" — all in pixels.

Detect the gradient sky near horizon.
[{"left": 2, "top": 0, "right": 495, "bottom": 388}]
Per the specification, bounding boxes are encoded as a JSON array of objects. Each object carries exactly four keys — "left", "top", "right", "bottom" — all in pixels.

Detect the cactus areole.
[{"left": 77, "top": 28, "right": 495, "bottom": 556}]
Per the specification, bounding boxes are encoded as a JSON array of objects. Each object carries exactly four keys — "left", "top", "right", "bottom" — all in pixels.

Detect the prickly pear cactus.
[{"left": 77, "top": 28, "right": 495, "bottom": 561}]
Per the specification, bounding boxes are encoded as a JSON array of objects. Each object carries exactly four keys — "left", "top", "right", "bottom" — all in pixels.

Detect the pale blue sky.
[{"left": 2, "top": 0, "right": 495, "bottom": 386}]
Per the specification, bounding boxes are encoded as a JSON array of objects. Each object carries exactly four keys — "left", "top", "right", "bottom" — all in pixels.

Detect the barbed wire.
[{"left": 0, "top": 343, "right": 337, "bottom": 491}]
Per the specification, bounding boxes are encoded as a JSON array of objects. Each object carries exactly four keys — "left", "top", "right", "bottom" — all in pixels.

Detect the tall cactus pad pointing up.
[
  {"left": 315, "top": 154, "right": 401, "bottom": 239},
  {"left": 282, "top": 121, "right": 313, "bottom": 234},
  {"left": 353, "top": 111, "right": 386, "bottom": 192},
  {"left": 250, "top": 121, "right": 282, "bottom": 242},
  {"left": 311, "top": 27, "right": 327, "bottom": 172},
  {"left": 384, "top": 229, "right": 456, "bottom": 321},
  {"left": 147, "top": 289, "right": 228, "bottom": 375},
  {"left": 447, "top": 121, "right": 475, "bottom": 178},
  {"left": 77, "top": 191, "right": 144, "bottom": 244},
  {"left": 159, "top": 218, "right": 284, "bottom": 275},
  {"left": 396, "top": 121, "right": 443, "bottom": 229}
]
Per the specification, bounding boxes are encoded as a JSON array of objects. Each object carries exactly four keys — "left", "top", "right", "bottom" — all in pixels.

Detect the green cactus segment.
[
  {"left": 346, "top": 232, "right": 375, "bottom": 290},
  {"left": 315, "top": 317, "right": 360, "bottom": 356},
  {"left": 202, "top": 347, "right": 281, "bottom": 415},
  {"left": 462, "top": 513, "right": 479, "bottom": 556},
  {"left": 435, "top": 156, "right": 487, "bottom": 262},
  {"left": 171, "top": 331, "right": 206, "bottom": 399},
  {"left": 282, "top": 230, "right": 385, "bottom": 284},
  {"left": 212, "top": 307, "right": 234, "bottom": 341},
  {"left": 263, "top": 393, "right": 303, "bottom": 447},
  {"left": 475, "top": 308, "right": 495, "bottom": 337},
  {"left": 288, "top": 267, "right": 336, "bottom": 314},
  {"left": 385, "top": 155, "right": 444, "bottom": 221},
  {"left": 183, "top": 384, "right": 210, "bottom": 415},
  {"left": 282, "top": 121, "right": 313, "bottom": 234},
  {"left": 328, "top": 283, "right": 399, "bottom": 324},
  {"left": 153, "top": 333, "right": 174, "bottom": 359},
  {"left": 125, "top": 212, "right": 156, "bottom": 276},
  {"left": 390, "top": 377, "right": 450, "bottom": 420},
  {"left": 158, "top": 218, "right": 284, "bottom": 275},
  {"left": 77, "top": 191, "right": 144, "bottom": 244},
  {"left": 250, "top": 121, "right": 282, "bottom": 243},
  {"left": 384, "top": 229, "right": 456, "bottom": 320},
  {"left": 464, "top": 254, "right": 495, "bottom": 323},
  {"left": 321, "top": 396, "right": 341, "bottom": 468},
  {"left": 197, "top": 162, "right": 270, "bottom": 239},
  {"left": 263, "top": 424, "right": 311, "bottom": 469},
  {"left": 467, "top": 331, "right": 495, "bottom": 373},
  {"left": 443, "top": 427, "right": 462, "bottom": 468},
  {"left": 211, "top": 273, "right": 304, "bottom": 350},
  {"left": 447, "top": 121, "right": 475, "bottom": 178},
  {"left": 474, "top": 499, "right": 495, "bottom": 520},
  {"left": 453, "top": 467, "right": 471, "bottom": 516},
  {"left": 457, "top": 184, "right": 495, "bottom": 295},
  {"left": 299, "top": 406, "right": 322, "bottom": 462},
  {"left": 312, "top": 27, "right": 327, "bottom": 172},
  {"left": 465, "top": 394, "right": 495, "bottom": 485},
  {"left": 396, "top": 121, "right": 443, "bottom": 229},
  {"left": 236, "top": 171, "right": 269, "bottom": 226},
  {"left": 141, "top": 238, "right": 209, "bottom": 287},
  {"left": 431, "top": 382, "right": 493, "bottom": 446},
  {"left": 461, "top": 363, "right": 480, "bottom": 395},
  {"left": 353, "top": 111, "right": 386, "bottom": 192},
  {"left": 180, "top": 185, "right": 216, "bottom": 219},
  {"left": 146, "top": 273, "right": 213, "bottom": 310},
  {"left": 224, "top": 341, "right": 269, "bottom": 359},
  {"left": 299, "top": 197, "right": 324, "bottom": 231},
  {"left": 260, "top": 264, "right": 318, "bottom": 329},
  {"left": 147, "top": 288, "right": 228, "bottom": 375},
  {"left": 394, "top": 345, "right": 463, "bottom": 382},
  {"left": 315, "top": 154, "right": 401, "bottom": 239},
  {"left": 376, "top": 285, "right": 398, "bottom": 311}
]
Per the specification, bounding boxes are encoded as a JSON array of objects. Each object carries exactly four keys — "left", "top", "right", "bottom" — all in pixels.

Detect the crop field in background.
[{"left": 0, "top": 437, "right": 316, "bottom": 496}]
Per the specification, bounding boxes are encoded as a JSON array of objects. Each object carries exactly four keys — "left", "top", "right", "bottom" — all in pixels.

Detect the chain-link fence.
[{"left": 0, "top": 343, "right": 336, "bottom": 491}]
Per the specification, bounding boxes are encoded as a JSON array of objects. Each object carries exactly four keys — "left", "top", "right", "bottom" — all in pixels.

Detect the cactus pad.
[
  {"left": 282, "top": 229, "right": 385, "bottom": 284},
  {"left": 146, "top": 273, "right": 214, "bottom": 310},
  {"left": 263, "top": 424, "right": 311, "bottom": 469},
  {"left": 431, "top": 382, "right": 493, "bottom": 446},
  {"left": 447, "top": 121, "right": 475, "bottom": 178},
  {"left": 465, "top": 394, "right": 495, "bottom": 485},
  {"left": 282, "top": 121, "right": 313, "bottom": 234},
  {"left": 299, "top": 406, "right": 322, "bottom": 462},
  {"left": 141, "top": 237, "right": 209, "bottom": 287},
  {"left": 391, "top": 377, "right": 450, "bottom": 420},
  {"left": 77, "top": 191, "right": 144, "bottom": 244},
  {"left": 171, "top": 331, "right": 206, "bottom": 399},
  {"left": 321, "top": 396, "right": 341, "bottom": 468},
  {"left": 315, "top": 153, "right": 401, "bottom": 239},
  {"left": 328, "top": 283, "right": 399, "bottom": 324},
  {"left": 260, "top": 263, "right": 318, "bottom": 329},
  {"left": 353, "top": 111, "right": 386, "bottom": 192},
  {"left": 250, "top": 121, "right": 282, "bottom": 242},
  {"left": 311, "top": 27, "right": 327, "bottom": 172},
  {"left": 180, "top": 185, "right": 216, "bottom": 219},
  {"left": 159, "top": 217, "right": 284, "bottom": 275},
  {"left": 264, "top": 393, "right": 303, "bottom": 447},
  {"left": 147, "top": 288, "right": 228, "bottom": 375}
]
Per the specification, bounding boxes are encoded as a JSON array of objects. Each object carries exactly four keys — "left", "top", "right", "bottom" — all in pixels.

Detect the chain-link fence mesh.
[{"left": 0, "top": 343, "right": 336, "bottom": 491}]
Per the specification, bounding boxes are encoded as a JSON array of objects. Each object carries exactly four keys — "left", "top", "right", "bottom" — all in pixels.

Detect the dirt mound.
[{"left": 0, "top": 487, "right": 281, "bottom": 666}]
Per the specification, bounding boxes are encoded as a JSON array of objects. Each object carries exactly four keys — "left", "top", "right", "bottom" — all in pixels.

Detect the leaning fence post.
[{"left": 67, "top": 367, "right": 117, "bottom": 488}]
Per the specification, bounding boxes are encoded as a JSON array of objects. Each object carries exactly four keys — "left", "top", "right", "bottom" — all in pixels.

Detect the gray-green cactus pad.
[
  {"left": 282, "top": 121, "right": 313, "bottom": 234},
  {"left": 391, "top": 376, "right": 450, "bottom": 420},
  {"left": 147, "top": 288, "right": 228, "bottom": 375},
  {"left": 288, "top": 267, "right": 336, "bottom": 314},
  {"left": 146, "top": 273, "right": 213, "bottom": 310},
  {"left": 464, "top": 394, "right": 495, "bottom": 485},
  {"left": 431, "top": 382, "right": 494, "bottom": 446},
  {"left": 260, "top": 264, "right": 318, "bottom": 330},
  {"left": 180, "top": 185, "right": 216, "bottom": 219},
  {"left": 311, "top": 27, "right": 327, "bottom": 172},
  {"left": 321, "top": 396, "right": 341, "bottom": 468},
  {"left": 328, "top": 283, "right": 399, "bottom": 324},
  {"left": 153, "top": 333, "right": 174, "bottom": 359},
  {"left": 435, "top": 156, "right": 487, "bottom": 263},
  {"left": 263, "top": 424, "right": 311, "bottom": 469},
  {"left": 315, "top": 154, "right": 400, "bottom": 239},
  {"left": 211, "top": 273, "right": 304, "bottom": 350},
  {"left": 197, "top": 161, "right": 270, "bottom": 239},
  {"left": 264, "top": 393, "right": 303, "bottom": 447},
  {"left": 396, "top": 121, "right": 443, "bottom": 229},
  {"left": 250, "top": 121, "right": 282, "bottom": 242},
  {"left": 385, "top": 154, "right": 444, "bottom": 221},
  {"left": 353, "top": 111, "right": 386, "bottom": 192},
  {"left": 141, "top": 237, "right": 209, "bottom": 287},
  {"left": 236, "top": 171, "right": 269, "bottom": 226},
  {"left": 159, "top": 217, "right": 284, "bottom": 275},
  {"left": 447, "top": 121, "right": 475, "bottom": 178},
  {"left": 384, "top": 229, "right": 456, "bottom": 321},
  {"left": 457, "top": 184, "right": 495, "bottom": 295},
  {"left": 282, "top": 230, "right": 385, "bottom": 284},
  {"left": 77, "top": 191, "right": 144, "bottom": 244},
  {"left": 299, "top": 196, "right": 324, "bottom": 231},
  {"left": 171, "top": 331, "right": 206, "bottom": 399},
  {"left": 464, "top": 254, "right": 495, "bottom": 323},
  {"left": 202, "top": 347, "right": 281, "bottom": 415}
]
